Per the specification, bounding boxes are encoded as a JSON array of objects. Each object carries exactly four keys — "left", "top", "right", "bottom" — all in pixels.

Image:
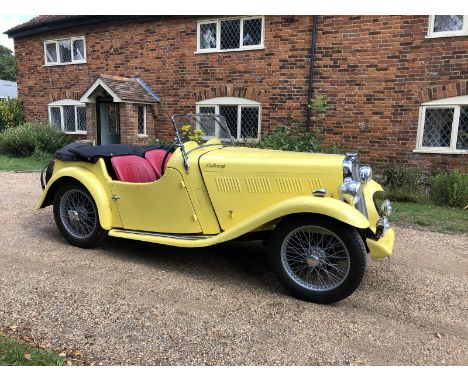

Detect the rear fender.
[{"left": 37, "top": 165, "right": 112, "bottom": 230}]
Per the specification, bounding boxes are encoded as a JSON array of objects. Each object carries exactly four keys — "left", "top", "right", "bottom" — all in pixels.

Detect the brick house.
[{"left": 5, "top": 15, "right": 468, "bottom": 172}]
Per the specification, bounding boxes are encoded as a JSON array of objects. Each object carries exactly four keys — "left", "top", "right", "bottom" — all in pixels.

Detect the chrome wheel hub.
[
  {"left": 306, "top": 257, "right": 320, "bottom": 268},
  {"left": 59, "top": 189, "right": 97, "bottom": 239},
  {"left": 280, "top": 225, "right": 351, "bottom": 292},
  {"left": 67, "top": 209, "right": 80, "bottom": 223}
]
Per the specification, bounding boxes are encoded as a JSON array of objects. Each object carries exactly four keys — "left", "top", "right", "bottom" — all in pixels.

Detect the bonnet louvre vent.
[
  {"left": 276, "top": 178, "right": 304, "bottom": 194},
  {"left": 214, "top": 177, "right": 242, "bottom": 193},
  {"left": 245, "top": 177, "right": 272, "bottom": 193}
]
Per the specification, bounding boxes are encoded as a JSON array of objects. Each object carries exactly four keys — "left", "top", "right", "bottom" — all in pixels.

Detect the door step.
[{"left": 108, "top": 228, "right": 217, "bottom": 247}]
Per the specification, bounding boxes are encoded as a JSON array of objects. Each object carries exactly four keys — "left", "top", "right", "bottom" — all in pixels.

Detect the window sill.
[
  {"left": 64, "top": 131, "right": 87, "bottom": 135},
  {"left": 194, "top": 46, "right": 265, "bottom": 54},
  {"left": 138, "top": 134, "right": 149, "bottom": 138},
  {"left": 413, "top": 149, "right": 467, "bottom": 155},
  {"left": 44, "top": 61, "right": 87, "bottom": 67},
  {"left": 425, "top": 32, "right": 468, "bottom": 39}
]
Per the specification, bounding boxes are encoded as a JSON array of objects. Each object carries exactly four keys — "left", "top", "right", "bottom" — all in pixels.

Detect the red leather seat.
[
  {"left": 145, "top": 149, "right": 172, "bottom": 179},
  {"left": 111, "top": 155, "right": 157, "bottom": 183}
]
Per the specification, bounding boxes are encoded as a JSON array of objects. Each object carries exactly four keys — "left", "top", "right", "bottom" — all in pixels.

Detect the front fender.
[
  {"left": 214, "top": 195, "right": 370, "bottom": 244},
  {"left": 37, "top": 165, "right": 112, "bottom": 230}
]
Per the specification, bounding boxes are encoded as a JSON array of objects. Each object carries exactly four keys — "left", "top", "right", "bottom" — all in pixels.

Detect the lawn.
[
  {"left": 0, "top": 333, "right": 64, "bottom": 366},
  {"left": 390, "top": 201, "right": 467, "bottom": 234},
  {"left": 0, "top": 154, "right": 50, "bottom": 171}
]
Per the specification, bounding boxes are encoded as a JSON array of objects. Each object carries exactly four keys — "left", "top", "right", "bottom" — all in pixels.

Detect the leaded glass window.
[
  {"left": 418, "top": 101, "right": 468, "bottom": 152},
  {"left": 44, "top": 37, "right": 86, "bottom": 65},
  {"left": 59, "top": 40, "right": 72, "bottom": 63},
  {"left": 428, "top": 15, "right": 468, "bottom": 37},
  {"left": 138, "top": 106, "right": 146, "bottom": 135},
  {"left": 196, "top": 99, "right": 261, "bottom": 141},
  {"left": 199, "top": 23, "right": 217, "bottom": 50},
  {"left": 433, "top": 15, "right": 463, "bottom": 32},
  {"left": 422, "top": 108, "right": 453, "bottom": 148},
  {"left": 197, "top": 17, "right": 263, "bottom": 52},
  {"left": 48, "top": 103, "right": 87, "bottom": 133}
]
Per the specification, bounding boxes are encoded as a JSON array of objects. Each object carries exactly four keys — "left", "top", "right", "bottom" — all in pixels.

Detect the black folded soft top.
[{"left": 54, "top": 142, "right": 169, "bottom": 163}]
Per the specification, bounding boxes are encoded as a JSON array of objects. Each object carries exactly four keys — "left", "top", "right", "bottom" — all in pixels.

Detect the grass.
[
  {"left": 389, "top": 201, "right": 467, "bottom": 234},
  {"left": 0, "top": 154, "right": 50, "bottom": 171},
  {"left": 0, "top": 333, "right": 64, "bottom": 366}
]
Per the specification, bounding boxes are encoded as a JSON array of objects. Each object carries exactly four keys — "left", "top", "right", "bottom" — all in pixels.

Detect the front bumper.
[
  {"left": 366, "top": 228, "right": 395, "bottom": 260},
  {"left": 361, "top": 180, "right": 395, "bottom": 260}
]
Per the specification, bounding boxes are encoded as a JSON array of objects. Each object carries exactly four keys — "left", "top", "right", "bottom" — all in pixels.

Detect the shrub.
[
  {"left": 256, "top": 125, "right": 324, "bottom": 152},
  {"left": 0, "top": 98, "right": 24, "bottom": 131},
  {"left": 253, "top": 95, "right": 341, "bottom": 153},
  {"left": 430, "top": 171, "right": 468, "bottom": 208},
  {"left": 379, "top": 165, "right": 429, "bottom": 202},
  {"left": 0, "top": 122, "right": 72, "bottom": 157}
]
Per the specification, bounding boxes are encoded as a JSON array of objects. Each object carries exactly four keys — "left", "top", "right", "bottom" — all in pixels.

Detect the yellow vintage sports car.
[{"left": 38, "top": 114, "right": 395, "bottom": 303}]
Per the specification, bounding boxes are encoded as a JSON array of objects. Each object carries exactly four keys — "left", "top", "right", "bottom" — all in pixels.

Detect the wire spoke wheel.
[
  {"left": 59, "top": 189, "right": 98, "bottom": 239},
  {"left": 280, "top": 225, "right": 351, "bottom": 292}
]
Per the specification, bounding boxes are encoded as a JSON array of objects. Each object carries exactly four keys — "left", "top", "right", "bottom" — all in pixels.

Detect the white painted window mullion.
[
  {"left": 60, "top": 106, "right": 65, "bottom": 131},
  {"left": 215, "top": 105, "right": 220, "bottom": 137},
  {"left": 261, "top": 17, "right": 265, "bottom": 46},
  {"left": 240, "top": 18, "right": 244, "bottom": 49},
  {"left": 217, "top": 20, "right": 221, "bottom": 51},
  {"left": 417, "top": 107, "right": 425, "bottom": 149},
  {"left": 144, "top": 106, "right": 147, "bottom": 135},
  {"left": 257, "top": 105, "right": 262, "bottom": 139},
  {"left": 450, "top": 106, "right": 461, "bottom": 150},
  {"left": 71, "top": 38, "right": 75, "bottom": 62},
  {"left": 237, "top": 105, "right": 242, "bottom": 140},
  {"left": 74, "top": 106, "right": 78, "bottom": 133}
]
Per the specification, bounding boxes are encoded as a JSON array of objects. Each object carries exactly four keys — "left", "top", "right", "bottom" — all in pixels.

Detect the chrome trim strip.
[
  {"left": 112, "top": 229, "right": 214, "bottom": 241},
  {"left": 312, "top": 188, "right": 327, "bottom": 197}
]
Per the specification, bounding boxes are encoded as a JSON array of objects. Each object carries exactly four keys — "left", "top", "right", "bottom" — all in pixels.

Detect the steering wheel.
[{"left": 161, "top": 141, "right": 177, "bottom": 176}]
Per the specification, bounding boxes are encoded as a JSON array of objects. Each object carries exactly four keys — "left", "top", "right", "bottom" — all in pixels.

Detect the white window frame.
[
  {"left": 426, "top": 15, "right": 468, "bottom": 38},
  {"left": 414, "top": 95, "right": 468, "bottom": 154},
  {"left": 43, "top": 36, "right": 87, "bottom": 66},
  {"left": 48, "top": 99, "right": 87, "bottom": 134},
  {"left": 196, "top": 97, "right": 261, "bottom": 142},
  {"left": 196, "top": 16, "right": 265, "bottom": 53},
  {"left": 137, "top": 105, "right": 147, "bottom": 137}
]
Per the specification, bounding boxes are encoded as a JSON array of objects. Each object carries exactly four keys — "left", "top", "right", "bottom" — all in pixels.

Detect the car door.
[{"left": 109, "top": 167, "right": 202, "bottom": 234}]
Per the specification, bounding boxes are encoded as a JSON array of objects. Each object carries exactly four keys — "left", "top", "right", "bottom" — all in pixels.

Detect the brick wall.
[
  {"left": 14, "top": 16, "right": 312, "bottom": 141},
  {"left": 13, "top": 15, "right": 467, "bottom": 171},
  {"left": 314, "top": 15, "right": 468, "bottom": 172}
]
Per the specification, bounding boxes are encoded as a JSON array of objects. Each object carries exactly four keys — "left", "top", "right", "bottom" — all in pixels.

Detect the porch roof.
[{"left": 80, "top": 75, "right": 160, "bottom": 104}]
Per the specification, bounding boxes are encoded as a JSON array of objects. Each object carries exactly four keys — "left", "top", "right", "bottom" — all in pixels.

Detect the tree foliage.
[
  {"left": 0, "top": 98, "right": 23, "bottom": 131},
  {"left": 0, "top": 45, "right": 16, "bottom": 81}
]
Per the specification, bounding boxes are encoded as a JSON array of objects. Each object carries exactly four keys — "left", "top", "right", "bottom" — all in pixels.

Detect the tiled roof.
[
  {"left": 98, "top": 75, "right": 160, "bottom": 104},
  {"left": 4, "top": 15, "right": 164, "bottom": 38},
  {"left": 5, "top": 15, "right": 79, "bottom": 34}
]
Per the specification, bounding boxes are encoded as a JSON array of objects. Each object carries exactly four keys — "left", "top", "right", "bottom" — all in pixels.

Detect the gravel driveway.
[{"left": 0, "top": 171, "right": 467, "bottom": 365}]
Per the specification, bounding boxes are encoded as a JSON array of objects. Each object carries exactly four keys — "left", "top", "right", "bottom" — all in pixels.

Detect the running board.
[{"left": 108, "top": 228, "right": 218, "bottom": 247}]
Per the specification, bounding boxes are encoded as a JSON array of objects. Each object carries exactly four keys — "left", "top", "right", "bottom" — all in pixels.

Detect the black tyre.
[
  {"left": 268, "top": 215, "right": 367, "bottom": 304},
  {"left": 53, "top": 181, "right": 107, "bottom": 248}
]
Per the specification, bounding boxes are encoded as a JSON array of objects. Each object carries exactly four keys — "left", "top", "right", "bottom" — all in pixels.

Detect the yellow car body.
[
  {"left": 38, "top": 139, "right": 394, "bottom": 260},
  {"left": 38, "top": 113, "right": 396, "bottom": 303}
]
